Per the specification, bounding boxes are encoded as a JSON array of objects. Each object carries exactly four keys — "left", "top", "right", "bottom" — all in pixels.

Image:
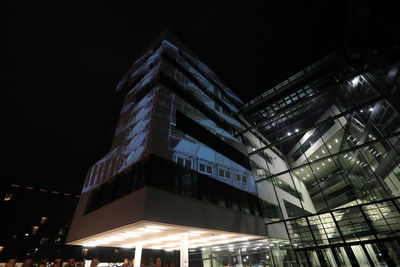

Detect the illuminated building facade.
[
  {"left": 67, "top": 30, "right": 400, "bottom": 266},
  {"left": 66, "top": 31, "right": 270, "bottom": 267},
  {"left": 240, "top": 51, "right": 400, "bottom": 266}
]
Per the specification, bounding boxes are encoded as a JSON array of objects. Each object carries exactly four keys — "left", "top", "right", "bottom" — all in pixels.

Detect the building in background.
[{"left": 0, "top": 183, "right": 80, "bottom": 261}]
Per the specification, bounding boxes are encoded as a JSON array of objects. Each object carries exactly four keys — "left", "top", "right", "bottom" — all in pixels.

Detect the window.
[
  {"left": 3, "top": 194, "right": 13, "bottom": 201},
  {"left": 236, "top": 174, "right": 247, "bottom": 184},
  {"left": 176, "top": 155, "right": 192, "bottom": 169},
  {"left": 218, "top": 168, "right": 231, "bottom": 179},
  {"left": 40, "top": 217, "right": 48, "bottom": 225},
  {"left": 198, "top": 161, "right": 212, "bottom": 175},
  {"left": 31, "top": 226, "right": 39, "bottom": 235}
]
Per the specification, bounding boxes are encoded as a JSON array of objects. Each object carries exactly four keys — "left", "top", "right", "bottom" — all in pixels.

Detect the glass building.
[
  {"left": 239, "top": 51, "right": 400, "bottom": 266},
  {"left": 66, "top": 30, "right": 400, "bottom": 267}
]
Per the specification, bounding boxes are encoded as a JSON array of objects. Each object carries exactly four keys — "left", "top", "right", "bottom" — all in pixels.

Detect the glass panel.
[
  {"left": 384, "top": 241, "right": 400, "bottom": 266},
  {"left": 306, "top": 250, "right": 321, "bottom": 266},
  {"left": 333, "top": 247, "right": 352, "bottom": 266},
  {"left": 350, "top": 245, "right": 370, "bottom": 267},
  {"left": 364, "top": 243, "right": 386, "bottom": 267},
  {"left": 321, "top": 248, "right": 338, "bottom": 267},
  {"left": 296, "top": 250, "right": 310, "bottom": 267}
]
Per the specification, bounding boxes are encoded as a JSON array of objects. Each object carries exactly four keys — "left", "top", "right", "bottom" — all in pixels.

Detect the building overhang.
[{"left": 66, "top": 186, "right": 267, "bottom": 248}]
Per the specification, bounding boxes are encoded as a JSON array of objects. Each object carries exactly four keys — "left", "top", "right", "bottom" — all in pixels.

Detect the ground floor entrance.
[{"left": 294, "top": 238, "right": 400, "bottom": 266}]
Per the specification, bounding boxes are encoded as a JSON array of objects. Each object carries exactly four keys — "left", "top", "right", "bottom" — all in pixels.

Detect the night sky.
[{"left": 4, "top": 1, "right": 390, "bottom": 194}]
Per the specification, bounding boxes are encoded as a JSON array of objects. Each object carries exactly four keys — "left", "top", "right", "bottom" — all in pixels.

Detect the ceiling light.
[
  {"left": 322, "top": 163, "right": 325, "bottom": 166},
  {"left": 295, "top": 129, "right": 299, "bottom": 133},
  {"left": 335, "top": 138, "right": 339, "bottom": 143},
  {"left": 352, "top": 76, "right": 360, "bottom": 87},
  {"left": 316, "top": 167, "right": 320, "bottom": 170},
  {"left": 140, "top": 227, "right": 162, "bottom": 233},
  {"left": 328, "top": 158, "right": 331, "bottom": 162},
  {"left": 322, "top": 150, "right": 325, "bottom": 154},
  {"left": 328, "top": 145, "right": 332, "bottom": 149},
  {"left": 369, "top": 108, "right": 374, "bottom": 111}
]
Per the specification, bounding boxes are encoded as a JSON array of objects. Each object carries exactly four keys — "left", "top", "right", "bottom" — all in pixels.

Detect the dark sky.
[{"left": 3, "top": 1, "right": 352, "bottom": 193}]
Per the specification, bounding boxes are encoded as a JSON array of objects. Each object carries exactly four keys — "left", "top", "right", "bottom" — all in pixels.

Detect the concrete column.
[
  {"left": 237, "top": 249, "right": 243, "bottom": 267},
  {"left": 134, "top": 243, "right": 143, "bottom": 267},
  {"left": 180, "top": 233, "right": 189, "bottom": 267}
]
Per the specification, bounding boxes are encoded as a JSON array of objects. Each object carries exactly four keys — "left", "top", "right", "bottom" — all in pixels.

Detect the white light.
[
  {"left": 322, "top": 163, "right": 325, "bottom": 166},
  {"left": 344, "top": 154, "right": 348, "bottom": 158},
  {"left": 322, "top": 150, "right": 326, "bottom": 154},
  {"left": 316, "top": 167, "right": 320, "bottom": 170},
  {"left": 352, "top": 76, "right": 360, "bottom": 87},
  {"left": 120, "top": 232, "right": 141, "bottom": 238},
  {"left": 360, "top": 110, "right": 363, "bottom": 113},
  {"left": 369, "top": 108, "right": 374, "bottom": 111},
  {"left": 301, "top": 168, "right": 304, "bottom": 172},
  {"left": 316, "top": 155, "right": 319, "bottom": 159},
  {"left": 120, "top": 244, "right": 134, "bottom": 248},
  {"left": 296, "top": 172, "right": 299, "bottom": 175},
  {"left": 287, "top": 132, "right": 291, "bottom": 136},
  {"left": 295, "top": 129, "right": 299, "bottom": 133},
  {"left": 335, "top": 138, "right": 339, "bottom": 143},
  {"left": 302, "top": 177, "right": 306, "bottom": 180},
  {"left": 307, "top": 174, "right": 310, "bottom": 177},
  {"left": 82, "top": 243, "right": 97, "bottom": 247},
  {"left": 328, "top": 145, "right": 332, "bottom": 149},
  {"left": 328, "top": 159, "right": 331, "bottom": 162},
  {"left": 140, "top": 227, "right": 162, "bottom": 233}
]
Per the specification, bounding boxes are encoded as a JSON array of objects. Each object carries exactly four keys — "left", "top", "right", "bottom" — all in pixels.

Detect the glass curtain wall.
[{"left": 240, "top": 66, "right": 400, "bottom": 266}]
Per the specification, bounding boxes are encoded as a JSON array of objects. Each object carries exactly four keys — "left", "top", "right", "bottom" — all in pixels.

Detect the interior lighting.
[
  {"left": 322, "top": 150, "right": 326, "bottom": 154},
  {"left": 316, "top": 167, "right": 320, "bottom": 170},
  {"left": 328, "top": 145, "right": 332, "bottom": 149},
  {"left": 322, "top": 163, "right": 325, "bottom": 166},
  {"left": 335, "top": 138, "right": 339, "bottom": 143},
  {"left": 328, "top": 158, "right": 331, "bottom": 162},
  {"left": 295, "top": 129, "right": 299, "bottom": 133},
  {"left": 316, "top": 155, "right": 319, "bottom": 159},
  {"left": 369, "top": 108, "right": 374, "bottom": 111},
  {"left": 140, "top": 227, "right": 162, "bottom": 233},
  {"left": 307, "top": 174, "right": 310, "bottom": 177},
  {"left": 287, "top": 132, "right": 291, "bottom": 136},
  {"left": 352, "top": 76, "right": 360, "bottom": 87}
]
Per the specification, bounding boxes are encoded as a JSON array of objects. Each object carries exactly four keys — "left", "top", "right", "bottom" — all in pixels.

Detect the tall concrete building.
[
  {"left": 67, "top": 31, "right": 400, "bottom": 266},
  {"left": 66, "top": 31, "right": 269, "bottom": 267}
]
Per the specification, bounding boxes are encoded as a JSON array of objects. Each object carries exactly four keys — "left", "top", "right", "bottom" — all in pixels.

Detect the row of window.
[
  {"left": 86, "top": 154, "right": 261, "bottom": 217},
  {"left": 175, "top": 155, "right": 248, "bottom": 184}
]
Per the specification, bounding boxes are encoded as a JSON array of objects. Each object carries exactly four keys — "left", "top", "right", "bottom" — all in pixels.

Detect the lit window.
[
  {"left": 40, "top": 217, "right": 48, "bottom": 225},
  {"left": 4, "top": 194, "right": 13, "bottom": 201},
  {"left": 58, "top": 228, "right": 65, "bottom": 236},
  {"left": 32, "top": 226, "right": 39, "bottom": 235}
]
